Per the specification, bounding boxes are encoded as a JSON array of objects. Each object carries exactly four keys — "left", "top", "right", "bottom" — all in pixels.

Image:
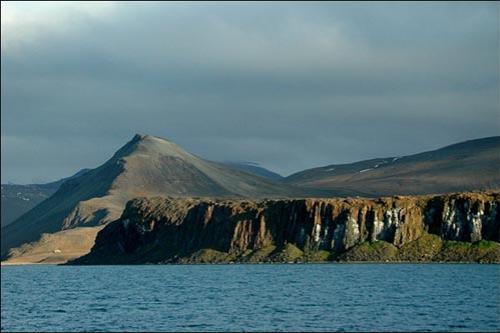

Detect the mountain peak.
[
  {"left": 132, "top": 133, "right": 148, "bottom": 141},
  {"left": 131, "top": 133, "right": 167, "bottom": 143},
  {"left": 112, "top": 133, "right": 191, "bottom": 161},
  {"left": 131, "top": 133, "right": 181, "bottom": 146}
]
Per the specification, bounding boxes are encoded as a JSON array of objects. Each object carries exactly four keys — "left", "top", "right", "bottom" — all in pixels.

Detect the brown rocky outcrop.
[{"left": 71, "top": 192, "right": 500, "bottom": 264}]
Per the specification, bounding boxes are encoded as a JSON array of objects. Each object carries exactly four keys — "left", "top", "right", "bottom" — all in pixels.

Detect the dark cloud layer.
[{"left": 1, "top": 2, "right": 498, "bottom": 183}]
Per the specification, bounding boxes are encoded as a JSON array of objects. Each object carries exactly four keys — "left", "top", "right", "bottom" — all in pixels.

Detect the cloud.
[
  {"left": 1, "top": 1, "right": 116, "bottom": 52},
  {"left": 1, "top": 2, "right": 498, "bottom": 183}
]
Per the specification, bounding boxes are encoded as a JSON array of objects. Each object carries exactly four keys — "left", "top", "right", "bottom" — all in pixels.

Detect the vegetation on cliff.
[{"left": 168, "top": 235, "right": 500, "bottom": 264}]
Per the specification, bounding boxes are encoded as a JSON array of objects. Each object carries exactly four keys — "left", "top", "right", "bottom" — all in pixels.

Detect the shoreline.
[
  {"left": 1, "top": 261, "right": 58, "bottom": 266},
  {"left": 2, "top": 260, "right": 498, "bottom": 266}
]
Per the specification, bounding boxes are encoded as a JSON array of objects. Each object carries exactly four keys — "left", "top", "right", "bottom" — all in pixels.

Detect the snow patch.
[{"left": 373, "top": 161, "right": 388, "bottom": 168}]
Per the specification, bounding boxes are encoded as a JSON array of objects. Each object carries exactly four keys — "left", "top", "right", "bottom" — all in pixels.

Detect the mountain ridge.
[
  {"left": 221, "top": 162, "right": 283, "bottom": 180},
  {"left": 284, "top": 136, "right": 500, "bottom": 196}
]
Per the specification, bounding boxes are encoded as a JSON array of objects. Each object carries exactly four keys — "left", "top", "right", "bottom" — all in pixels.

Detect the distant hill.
[
  {"left": 284, "top": 136, "right": 500, "bottom": 196},
  {"left": 1, "top": 134, "right": 304, "bottom": 258},
  {"left": 1, "top": 169, "right": 90, "bottom": 227},
  {"left": 222, "top": 162, "right": 283, "bottom": 180}
]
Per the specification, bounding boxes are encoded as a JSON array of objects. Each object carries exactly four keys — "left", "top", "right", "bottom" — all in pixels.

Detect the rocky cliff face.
[{"left": 71, "top": 192, "right": 500, "bottom": 264}]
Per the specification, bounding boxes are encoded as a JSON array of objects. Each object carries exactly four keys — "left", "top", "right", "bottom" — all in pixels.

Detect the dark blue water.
[{"left": 1, "top": 264, "right": 499, "bottom": 332}]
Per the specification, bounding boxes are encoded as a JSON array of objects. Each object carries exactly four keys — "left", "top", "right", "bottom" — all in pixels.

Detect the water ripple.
[{"left": 1, "top": 264, "right": 499, "bottom": 332}]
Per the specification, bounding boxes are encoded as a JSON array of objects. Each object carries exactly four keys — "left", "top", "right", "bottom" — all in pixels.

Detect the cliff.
[{"left": 70, "top": 192, "right": 500, "bottom": 264}]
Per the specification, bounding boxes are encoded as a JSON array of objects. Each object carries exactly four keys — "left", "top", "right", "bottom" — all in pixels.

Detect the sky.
[{"left": 1, "top": 1, "right": 499, "bottom": 184}]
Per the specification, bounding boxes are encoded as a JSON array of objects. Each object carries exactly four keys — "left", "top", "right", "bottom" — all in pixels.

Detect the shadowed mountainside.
[
  {"left": 284, "top": 137, "right": 500, "bottom": 196},
  {"left": 0, "top": 169, "right": 90, "bottom": 227}
]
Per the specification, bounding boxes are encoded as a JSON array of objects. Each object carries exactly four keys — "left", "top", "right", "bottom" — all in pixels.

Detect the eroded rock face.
[{"left": 73, "top": 192, "right": 500, "bottom": 264}]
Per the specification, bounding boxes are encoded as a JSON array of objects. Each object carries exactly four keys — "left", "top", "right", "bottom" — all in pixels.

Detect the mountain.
[
  {"left": 284, "top": 137, "right": 500, "bottom": 197},
  {"left": 0, "top": 161, "right": 280, "bottom": 226},
  {"left": 1, "top": 134, "right": 305, "bottom": 258},
  {"left": 0, "top": 169, "right": 90, "bottom": 227},
  {"left": 222, "top": 162, "right": 283, "bottom": 180}
]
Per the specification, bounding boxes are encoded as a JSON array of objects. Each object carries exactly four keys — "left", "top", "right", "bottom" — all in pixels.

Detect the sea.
[{"left": 1, "top": 264, "right": 499, "bottom": 332}]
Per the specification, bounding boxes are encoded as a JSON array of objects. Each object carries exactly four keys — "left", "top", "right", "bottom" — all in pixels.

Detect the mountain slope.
[
  {"left": 222, "top": 162, "right": 283, "bottom": 180},
  {"left": 1, "top": 169, "right": 90, "bottom": 227},
  {"left": 284, "top": 136, "right": 500, "bottom": 196},
  {"left": 0, "top": 161, "right": 280, "bottom": 226},
  {"left": 1, "top": 184, "right": 58, "bottom": 228},
  {"left": 1, "top": 134, "right": 304, "bottom": 258},
  {"left": 1, "top": 226, "right": 104, "bottom": 265}
]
